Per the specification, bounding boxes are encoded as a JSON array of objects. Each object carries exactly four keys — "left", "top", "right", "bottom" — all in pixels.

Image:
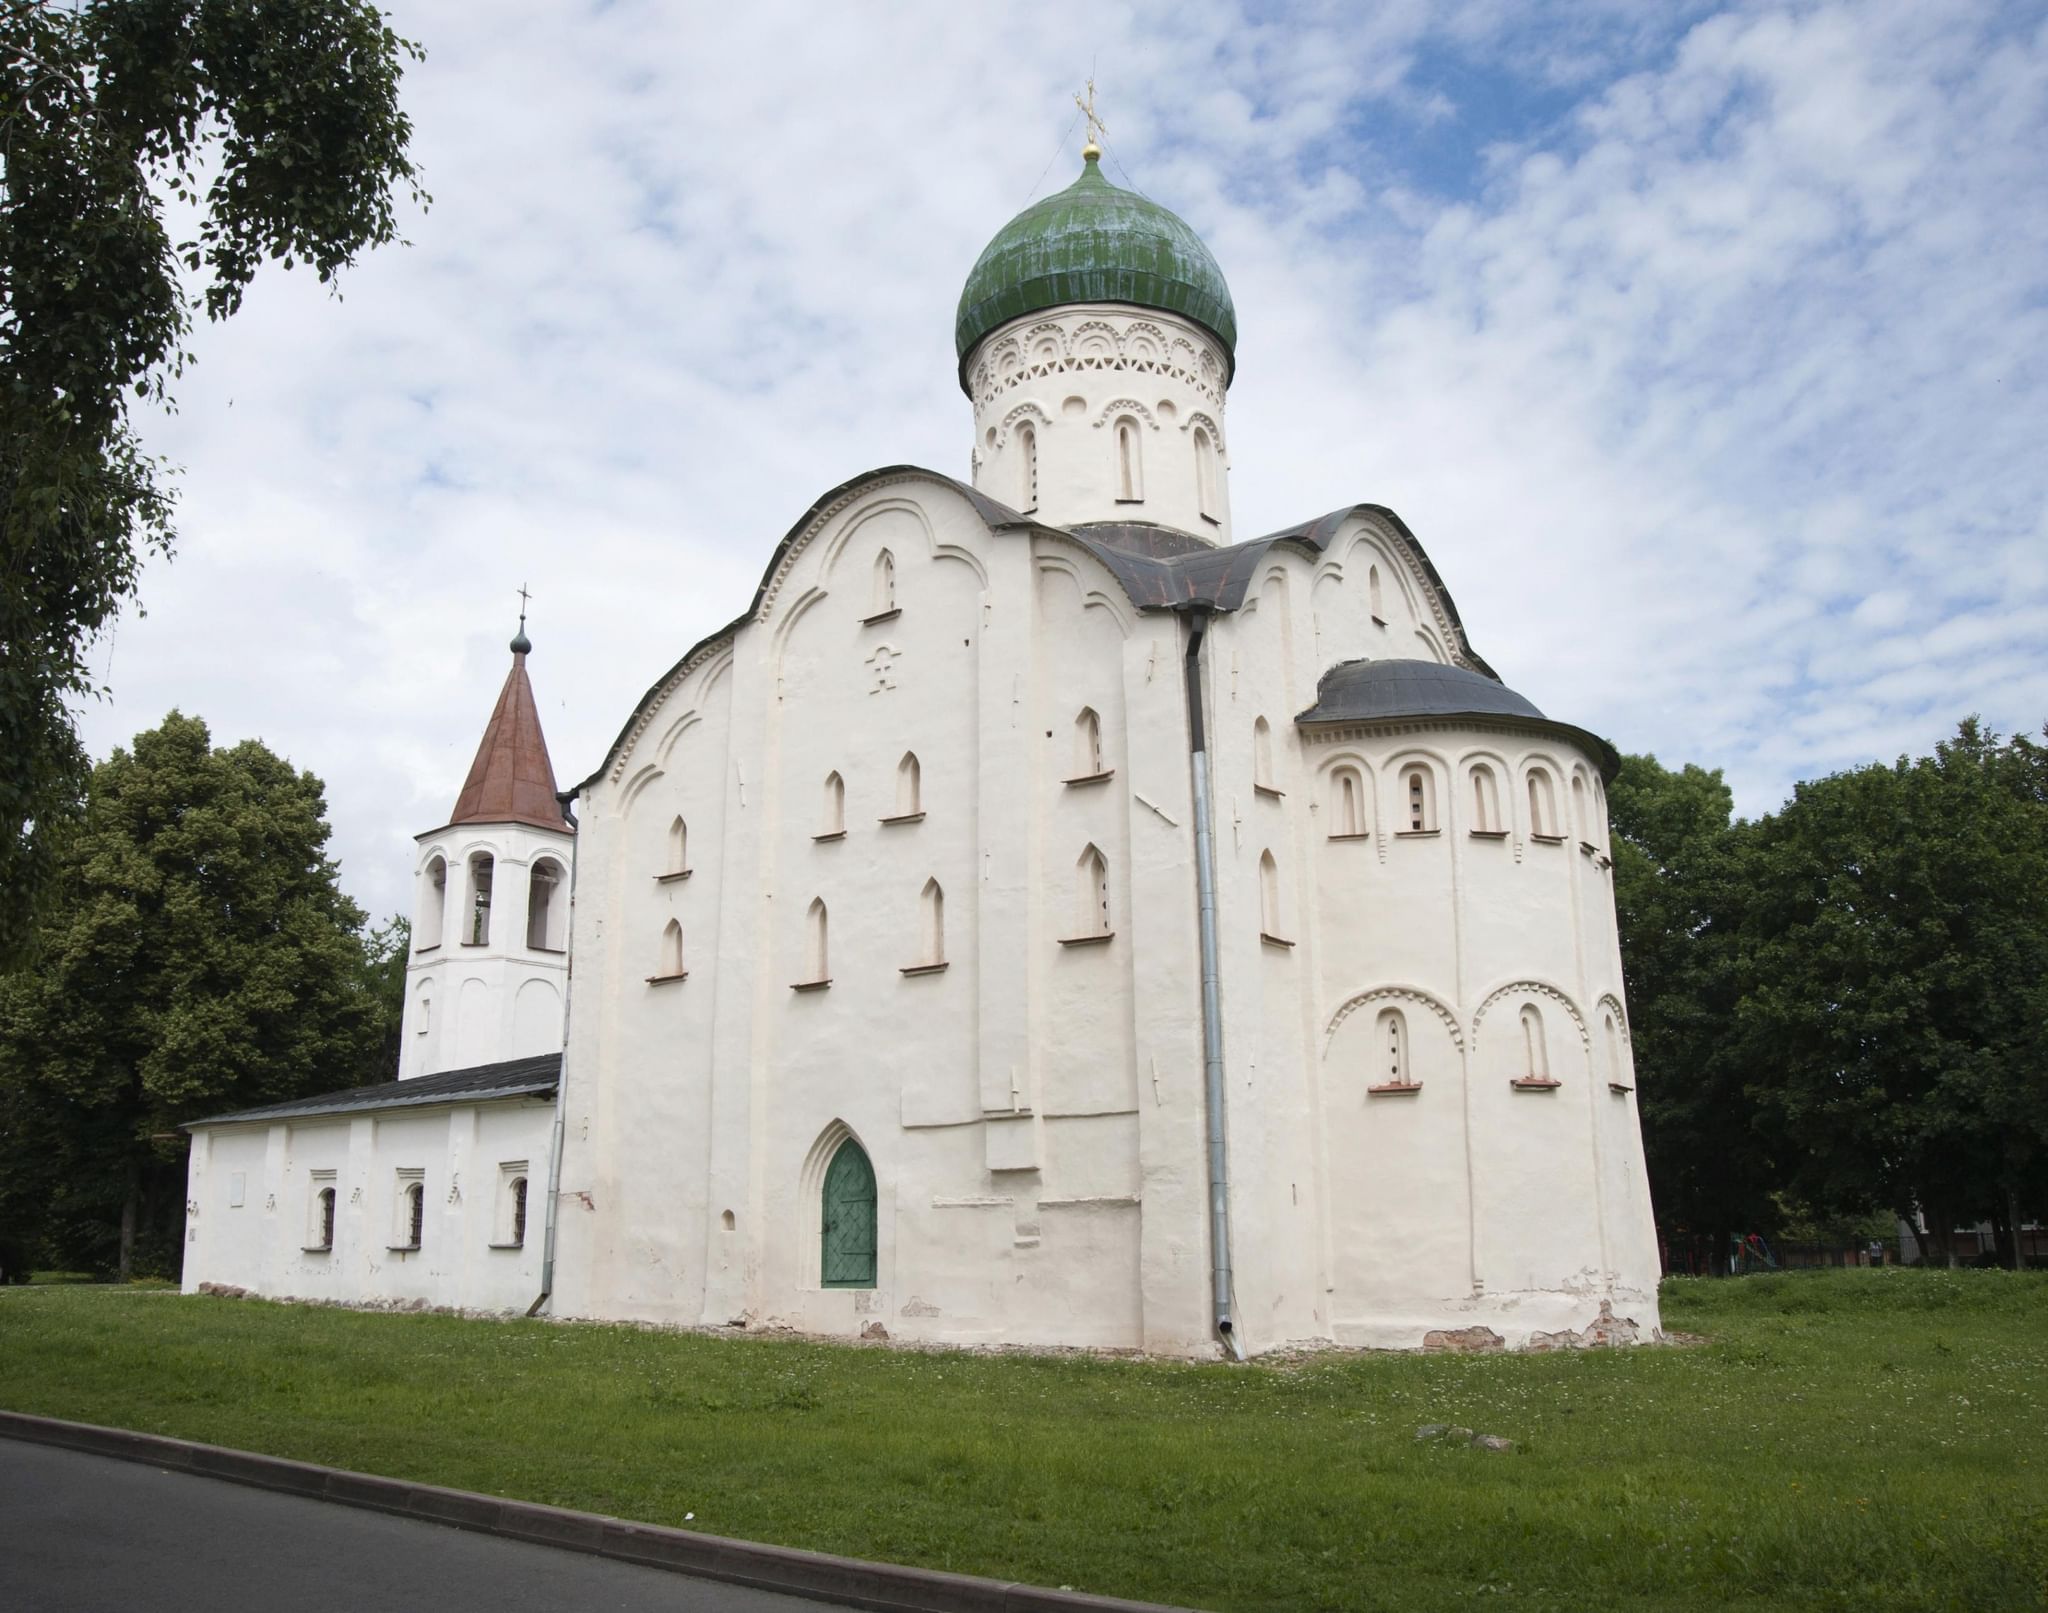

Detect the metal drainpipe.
[
  {"left": 528, "top": 790, "right": 580, "bottom": 1319},
  {"left": 1181, "top": 606, "right": 1242, "bottom": 1360}
]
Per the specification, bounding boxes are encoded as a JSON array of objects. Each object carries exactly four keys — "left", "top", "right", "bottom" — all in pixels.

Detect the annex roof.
[{"left": 184, "top": 1053, "right": 561, "bottom": 1129}]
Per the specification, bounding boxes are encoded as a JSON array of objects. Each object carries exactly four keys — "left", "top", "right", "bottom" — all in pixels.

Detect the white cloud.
[{"left": 72, "top": 0, "right": 2048, "bottom": 920}]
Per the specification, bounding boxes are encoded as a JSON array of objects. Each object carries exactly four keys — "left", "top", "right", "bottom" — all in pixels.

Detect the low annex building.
[{"left": 183, "top": 144, "right": 1662, "bottom": 1356}]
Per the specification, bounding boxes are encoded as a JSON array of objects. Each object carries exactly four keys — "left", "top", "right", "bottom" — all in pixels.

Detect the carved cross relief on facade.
[{"left": 866, "top": 644, "right": 901, "bottom": 694}]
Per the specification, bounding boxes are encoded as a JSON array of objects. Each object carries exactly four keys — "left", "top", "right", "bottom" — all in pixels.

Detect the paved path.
[{"left": 0, "top": 1438, "right": 845, "bottom": 1612}]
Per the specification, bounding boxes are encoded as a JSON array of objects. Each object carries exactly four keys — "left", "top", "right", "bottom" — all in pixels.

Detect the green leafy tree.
[
  {"left": 0, "top": 712, "right": 386, "bottom": 1277},
  {"left": 1741, "top": 720, "right": 2048, "bottom": 1266},
  {"left": 1608, "top": 753, "right": 1778, "bottom": 1270},
  {"left": 1, "top": 0, "right": 425, "bottom": 963},
  {"left": 354, "top": 912, "right": 409, "bottom": 1086}
]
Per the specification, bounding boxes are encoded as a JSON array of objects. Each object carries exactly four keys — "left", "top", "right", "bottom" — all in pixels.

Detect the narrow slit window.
[
  {"left": 1521, "top": 1004, "right": 1550, "bottom": 1080},
  {"left": 1376, "top": 1008, "right": 1409, "bottom": 1086},
  {"left": 668, "top": 816, "right": 688, "bottom": 875},
  {"left": 1259, "top": 850, "right": 1283, "bottom": 938},
  {"left": 872, "top": 549, "right": 895, "bottom": 616},
  {"left": 1330, "top": 768, "right": 1366, "bottom": 836},
  {"left": 1115, "top": 417, "right": 1143, "bottom": 501},
  {"left": 1573, "top": 774, "right": 1590, "bottom": 839},
  {"left": 399, "top": 1179, "right": 424, "bottom": 1248},
  {"left": 1253, "top": 717, "right": 1275, "bottom": 790},
  {"left": 511, "top": 1177, "right": 528, "bottom": 1247},
  {"left": 1369, "top": 564, "right": 1385, "bottom": 622},
  {"left": 1078, "top": 845, "right": 1111, "bottom": 937},
  {"left": 894, "top": 752, "right": 921, "bottom": 817},
  {"left": 1404, "top": 768, "right": 1435, "bottom": 831},
  {"left": 821, "top": 771, "right": 845, "bottom": 835},
  {"left": 1194, "top": 426, "right": 1219, "bottom": 519},
  {"left": 1018, "top": 423, "right": 1038, "bottom": 513},
  {"left": 1528, "top": 770, "right": 1558, "bottom": 837},
  {"left": 1472, "top": 766, "right": 1501, "bottom": 832},
  {"left": 1605, "top": 1013, "right": 1627, "bottom": 1088},
  {"left": 659, "top": 918, "right": 684, "bottom": 977},
  {"left": 806, "top": 897, "right": 829, "bottom": 982},
  {"left": 309, "top": 1181, "right": 336, "bottom": 1251},
  {"left": 1075, "top": 708, "right": 1103, "bottom": 777},
  {"left": 919, "top": 878, "right": 945, "bottom": 967}
]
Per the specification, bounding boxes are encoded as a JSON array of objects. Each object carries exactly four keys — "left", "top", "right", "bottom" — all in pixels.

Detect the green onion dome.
[{"left": 954, "top": 154, "right": 1237, "bottom": 391}]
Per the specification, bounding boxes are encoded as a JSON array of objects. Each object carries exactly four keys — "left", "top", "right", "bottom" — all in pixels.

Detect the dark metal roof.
[
  {"left": 185, "top": 1053, "right": 560, "bottom": 1129},
  {"left": 1296, "top": 658, "right": 1620, "bottom": 778}
]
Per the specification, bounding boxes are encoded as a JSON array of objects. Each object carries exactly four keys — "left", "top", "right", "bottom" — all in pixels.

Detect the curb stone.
[{"left": 0, "top": 1410, "right": 1196, "bottom": 1613}]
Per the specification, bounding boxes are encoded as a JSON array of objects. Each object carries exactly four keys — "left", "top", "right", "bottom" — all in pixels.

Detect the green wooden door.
[{"left": 821, "top": 1139, "right": 877, "bottom": 1288}]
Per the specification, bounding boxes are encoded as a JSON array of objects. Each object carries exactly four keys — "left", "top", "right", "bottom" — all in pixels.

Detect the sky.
[{"left": 74, "top": 0, "right": 2048, "bottom": 924}]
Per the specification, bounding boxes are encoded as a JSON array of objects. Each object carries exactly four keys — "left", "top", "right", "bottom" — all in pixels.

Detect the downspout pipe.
[
  {"left": 528, "top": 790, "right": 580, "bottom": 1319},
  {"left": 1180, "top": 605, "right": 1242, "bottom": 1360}
]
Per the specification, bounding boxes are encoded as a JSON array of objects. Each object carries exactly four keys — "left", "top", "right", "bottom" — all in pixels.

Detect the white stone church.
[{"left": 183, "top": 144, "right": 1663, "bottom": 1357}]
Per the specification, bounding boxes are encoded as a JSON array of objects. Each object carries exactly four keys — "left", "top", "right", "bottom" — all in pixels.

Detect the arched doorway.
[{"left": 820, "top": 1138, "right": 876, "bottom": 1288}]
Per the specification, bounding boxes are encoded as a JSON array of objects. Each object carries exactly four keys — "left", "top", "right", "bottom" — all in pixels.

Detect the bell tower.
[{"left": 399, "top": 610, "right": 574, "bottom": 1078}]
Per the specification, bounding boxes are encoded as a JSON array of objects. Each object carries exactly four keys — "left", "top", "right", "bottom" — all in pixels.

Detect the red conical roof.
[{"left": 448, "top": 645, "right": 569, "bottom": 832}]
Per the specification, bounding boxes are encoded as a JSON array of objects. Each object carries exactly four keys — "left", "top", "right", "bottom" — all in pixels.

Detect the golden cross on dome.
[{"left": 1075, "top": 79, "right": 1107, "bottom": 160}]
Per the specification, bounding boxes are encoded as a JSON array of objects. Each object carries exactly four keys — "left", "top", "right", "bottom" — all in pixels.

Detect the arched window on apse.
[
  {"left": 1074, "top": 708, "right": 1103, "bottom": 778},
  {"left": 1375, "top": 1007, "right": 1410, "bottom": 1088},
  {"left": 1018, "top": 422, "right": 1038, "bottom": 513},
  {"left": 657, "top": 918, "right": 684, "bottom": 979},
  {"left": 1194, "top": 426, "right": 1219, "bottom": 521},
  {"left": 1471, "top": 765, "right": 1502, "bottom": 833},
  {"left": 1528, "top": 770, "right": 1559, "bottom": 838},
  {"left": 1253, "top": 717, "right": 1276, "bottom": 792},
  {"left": 416, "top": 855, "right": 446, "bottom": 950},
  {"left": 1369, "top": 564, "right": 1385, "bottom": 623},
  {"left": 527, "top": 859, "right": 565, "bottom": 951},
  {"left": 805, "top": 898, "right": 830, "bottom": 983},
  {"left": 1572, "top": 774, "right": 1590, "bottom": 840},
  {"left": 871, "top": 549, "right": 896, "bottom": 617},
  {"left": 1330, "top": 768, "right": 1366, "bottom": 837},
  {"left": 893, "top": 752, "right": 922, "bottom": 818},
  {"left": 1403, "top": 767, "right": 1435, "bottom": 832},
  {"left": 667, "top": 815, "right": 689, "bottom": 875},
  {"left": 1258, "top": 851, "right": 1285, "bottom": 940},
  {"left": 820, "top": 771, "right": 845, "bottom": 836},
  {"left": 1114, "top": 416, "right": 1143, "bottom": 501},
  {"left": 918, "top": 878, "right": 945, "bottom": 968},
  {"left": 1521, "top": 1004, "right": 1551, "bottom": 1081},
  {"left": 465, "top": 853, "right": 494, "bottom": 945},
  {"left": 1077, "top": 845, "right": 1111, "bottom": 938}
]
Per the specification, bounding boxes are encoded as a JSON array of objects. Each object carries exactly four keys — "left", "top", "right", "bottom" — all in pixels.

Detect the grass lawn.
[{"left": 2, "top": 1271, "right": 2042, "bottom": 1612}]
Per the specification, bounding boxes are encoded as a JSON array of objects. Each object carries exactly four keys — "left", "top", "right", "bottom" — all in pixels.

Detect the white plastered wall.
[
  {"left": 550, "top": 488, "right": 1660, "bottom": 1356},
  {"left": 967, "top": 306, "right": 1232, "bottom": 542},
  {"left": 180, "top": 1097, "right": 554, "bottom": 1310}
]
